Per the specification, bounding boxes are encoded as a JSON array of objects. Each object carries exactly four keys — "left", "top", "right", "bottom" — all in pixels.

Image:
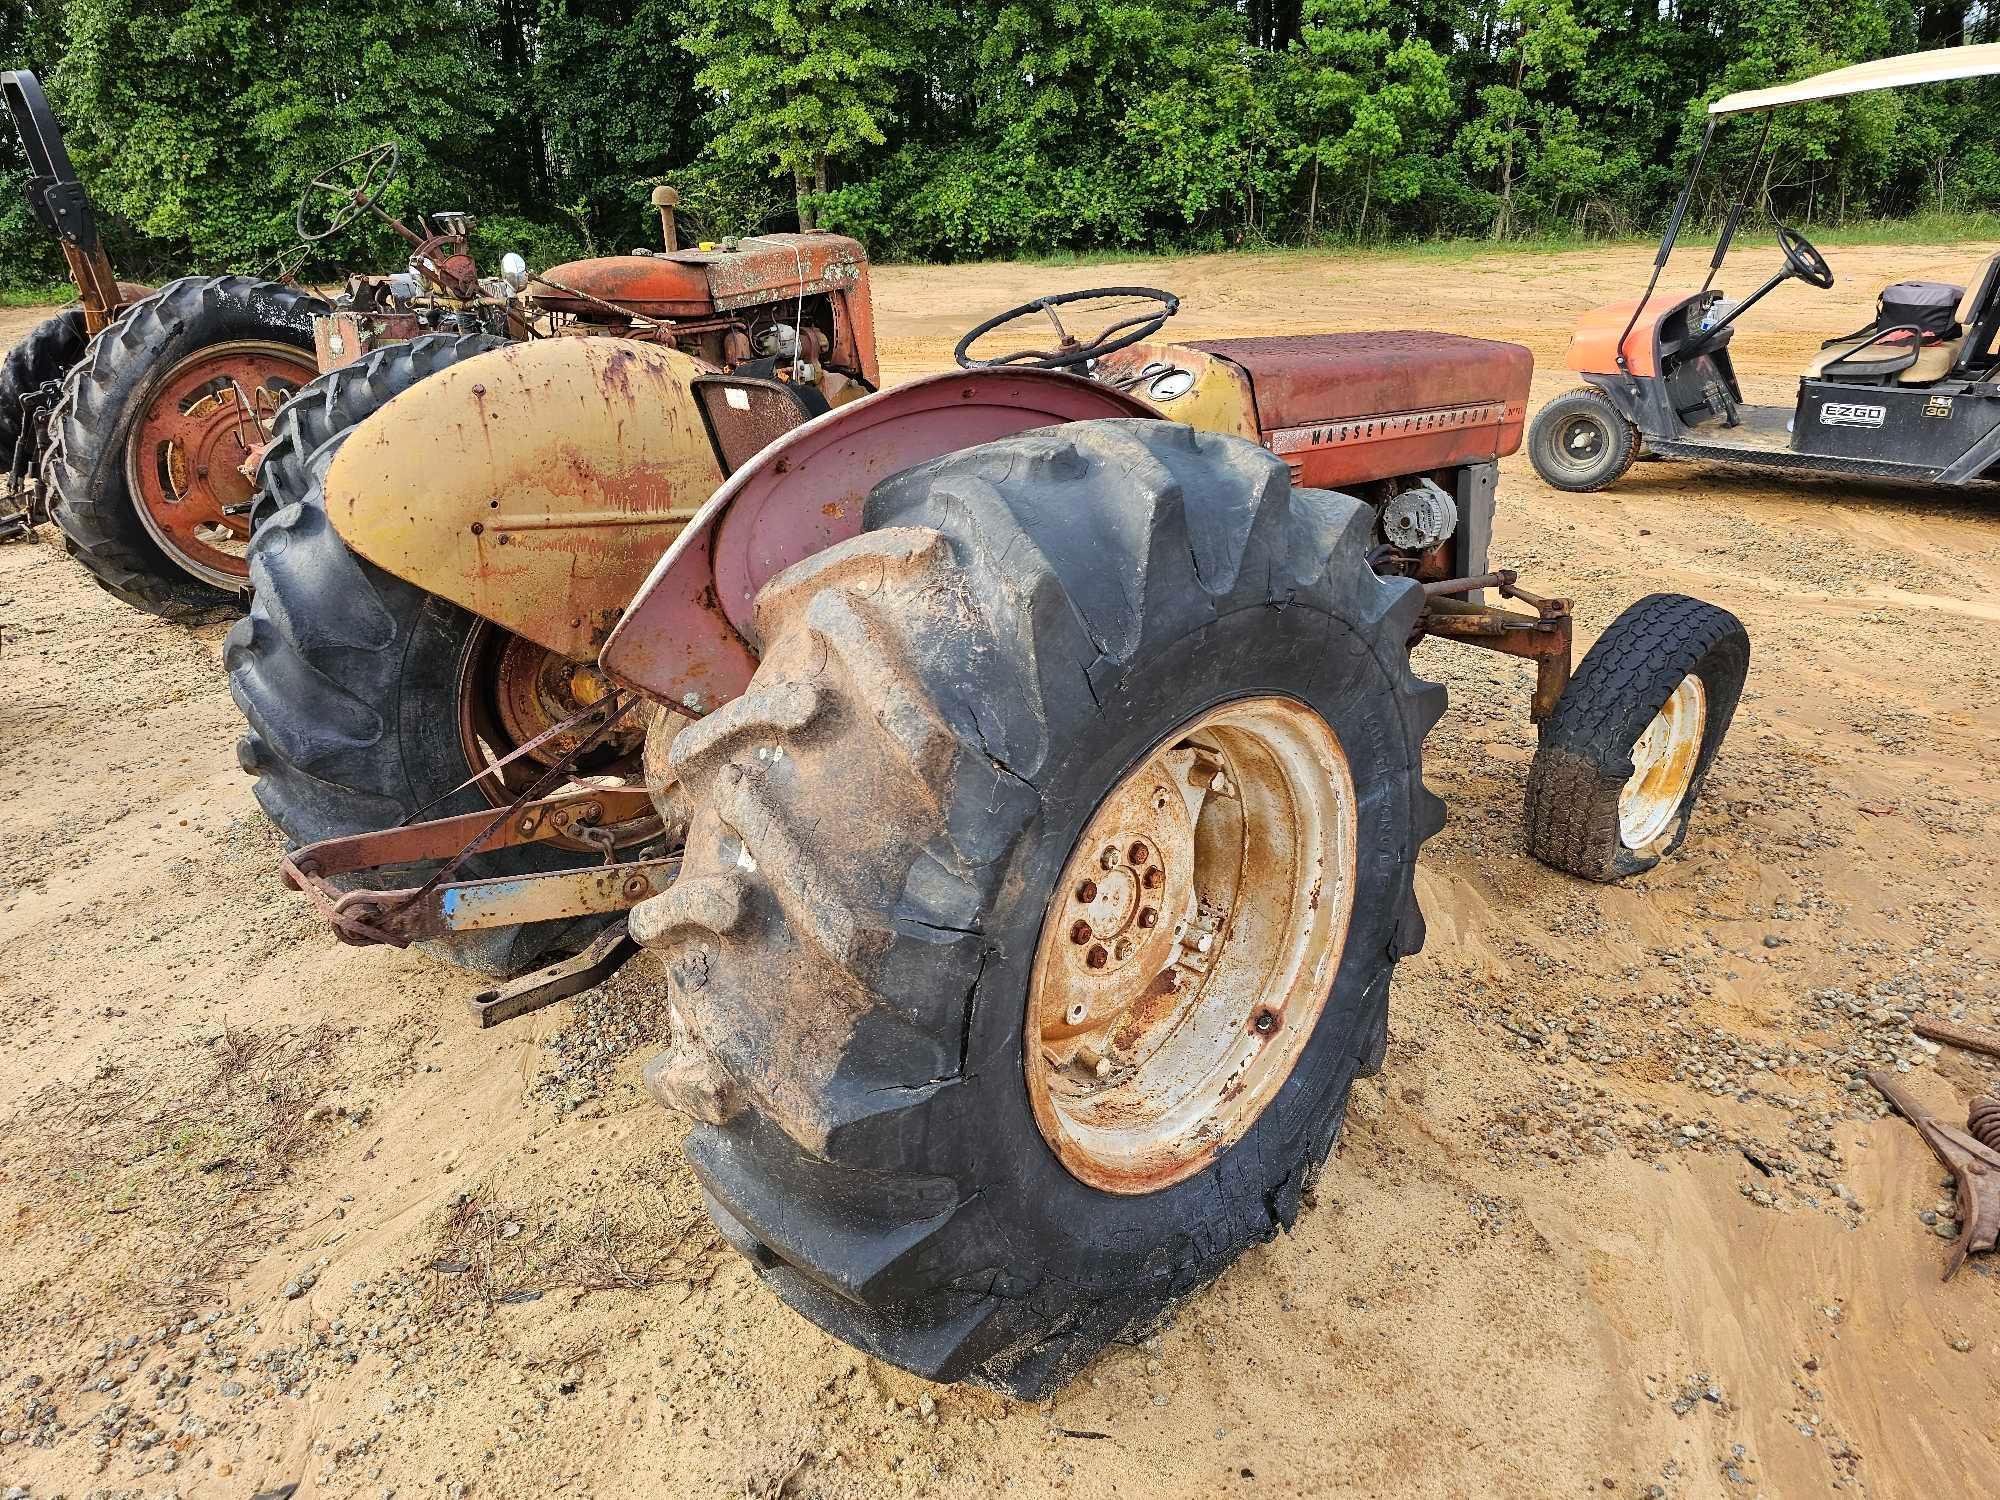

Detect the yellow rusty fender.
[
  {"left": 1092, "top": 340, "right": 1261, "bottom": 441},
  {"left": 322, "top": 339, "right": 726, "bottom": 661}
]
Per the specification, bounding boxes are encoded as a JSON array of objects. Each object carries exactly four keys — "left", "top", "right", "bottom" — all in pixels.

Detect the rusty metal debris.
[
  {"left": 1913, "top": 1014, "right": 2000, "bottom": 1062},
  {"left": 1869, "top": 1069, "right": 2000, "bottom": 1279},
  {"left": 466, "top": 921, "right": 640, "bottom": 1028}
]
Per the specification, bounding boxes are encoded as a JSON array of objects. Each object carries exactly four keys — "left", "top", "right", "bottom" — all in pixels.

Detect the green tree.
[
  {"left": 1287, "top": 0, "right": 1452, "bottom": 237},
  {"left": 1456, "top": 0, "right": 1594, "bottom": 238},
  {"left": 681, "top": 0, "right": 916, "bottom": 227}
]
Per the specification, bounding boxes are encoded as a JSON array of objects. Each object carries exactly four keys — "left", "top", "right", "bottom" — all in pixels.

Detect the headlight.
[{"left": 500, "top": 252, "right": 529, "bottom": 291}]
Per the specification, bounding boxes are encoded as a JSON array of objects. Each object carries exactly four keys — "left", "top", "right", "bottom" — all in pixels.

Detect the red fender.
[{"left": 599, "top": 367, "right": 1156, "bottom": 712}]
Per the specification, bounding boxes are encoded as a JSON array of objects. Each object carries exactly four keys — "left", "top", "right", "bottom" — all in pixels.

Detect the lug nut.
[
  {"left": 1128, "top": 840, "right": 1150, "bottom": 865},
  {"left": 1142, "top": 867, "right": 1164, "bottom": 890},
  {"left": 1076, "top": 879, "right": 1098, "bottom": 903},
  {"left": 1086, "top": 945, "right": 1109, "bottom": 970},
  {"left": 1113, "top": 938, "right": 1133, "bottom": 961},
  {"left": 1137, "top": 907, "right": 1158, "bottom": 929},
  {"left": 1100, "top": 846, "right": 1120, "bottom": 870},
  {"left": 1069, "top": 919, "right": 1092, "bottom": 945}
]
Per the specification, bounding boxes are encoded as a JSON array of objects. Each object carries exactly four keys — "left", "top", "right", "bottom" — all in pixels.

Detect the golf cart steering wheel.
[
  {"left": 1778, "top": 224, "right": 1834, "bottom": 290},
  {"left": 955, "top": 287, "right": 1180, "bottom": 370},
  {"left": 296, "top": 142, "right": 400, "bottom": 244}
]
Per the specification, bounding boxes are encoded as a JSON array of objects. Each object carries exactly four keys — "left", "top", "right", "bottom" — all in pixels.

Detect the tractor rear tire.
[
  {"left": 248, "top": 332, "right": 509, "bottom": 534},
  {"left": 225, "top": 334, "right": 622, "bottom": 978},
  {"left": 1528, "top": 386, "right": 1639, "bottom": 493},
  {"left": 0, "top": 308, "right": 86, "bottom": 466},
  {"left": 1525, "top": 593, "right": 1748, "bottom": 881},
  {"left": 47, "top": 275, "right": 325, "bottom": 620},
  {"left": 633, "top": 419, "right": 1446, "bottom": 1396}
]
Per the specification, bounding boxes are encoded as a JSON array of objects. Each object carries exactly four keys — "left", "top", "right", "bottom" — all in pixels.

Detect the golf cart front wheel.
[
  {"left": 1525, "top": 594, "right": 1749, "bottom": 881},
  {"left": 1529, "top": 387, "right": 1639, "bottom": 492}
]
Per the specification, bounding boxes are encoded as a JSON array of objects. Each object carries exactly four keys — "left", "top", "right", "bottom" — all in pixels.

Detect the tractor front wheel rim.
[
  {"left": 1618, "top": 673, "right": 1707, "bottom": 849},
  {"left": 125, "top": 340, "right": 316, "bottom": 588},
  {"left": 1025, "top": 696, "right": 1357, "bottom": 1194}
]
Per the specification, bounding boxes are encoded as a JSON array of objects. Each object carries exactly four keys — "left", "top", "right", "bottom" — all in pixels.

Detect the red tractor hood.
[
  {"left": 1191, "top": 332, "right": 1532, "bottom": 488},
  {"left": 538, "top": 234, "right": 871, "bottom": 321}
]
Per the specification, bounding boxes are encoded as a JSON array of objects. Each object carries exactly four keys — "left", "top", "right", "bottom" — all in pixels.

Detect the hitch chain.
[{"left": 283, "top": 688, "right": 650, "bottom": 948}]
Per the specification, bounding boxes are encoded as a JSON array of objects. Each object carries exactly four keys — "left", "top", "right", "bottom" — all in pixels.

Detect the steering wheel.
[
  {"left": 955, "top": 287, "right": 1180, "bottom": 370},
  {"left": 295, "top": 142, "right": 400, "bottom": 244},
  {"left": 1778, "top": 224, "right": 1834, "bottom": 290}
]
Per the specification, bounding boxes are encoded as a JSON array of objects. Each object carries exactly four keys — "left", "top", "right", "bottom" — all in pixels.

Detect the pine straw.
[
  {"left": 1, "top": 1020, "right": 353, "bottom": 1316},
  {"left": 423, "top": 1184, "right": 722, "bottom": 1313}
]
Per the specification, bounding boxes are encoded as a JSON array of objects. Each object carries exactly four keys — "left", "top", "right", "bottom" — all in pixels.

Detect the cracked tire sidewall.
[{"left": 652, "top": 420, "right": 1444, "bottom": 1397}]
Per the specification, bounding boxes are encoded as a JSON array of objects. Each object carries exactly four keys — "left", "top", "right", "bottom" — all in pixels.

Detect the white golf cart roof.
[{"left": 1711, "top": 41, "right": 2000, "bottom": 115}]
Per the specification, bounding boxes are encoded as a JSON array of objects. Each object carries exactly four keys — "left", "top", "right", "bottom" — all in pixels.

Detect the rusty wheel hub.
[
  {"left": 457, "top": 625, "right": 651, "bottom": 850},
  {"left": 125, "top": 340, "right": 316, "bottom": 588},
  {"left": 1026, "top": 697, "right": 1358, "bottom": 1194}
]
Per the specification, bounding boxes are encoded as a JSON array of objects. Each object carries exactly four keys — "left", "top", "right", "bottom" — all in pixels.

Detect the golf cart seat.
[
  {"left": 1807, "top": 279, "right": 1963, "bottom": 385},
  {"left": 1949, "top": 251, "right": 2000, "bottom": 377}
]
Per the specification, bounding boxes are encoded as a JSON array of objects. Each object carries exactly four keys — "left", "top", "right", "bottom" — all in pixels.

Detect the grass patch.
[{"left": 0, "top": 283, "right": 73, "bottom": 309}]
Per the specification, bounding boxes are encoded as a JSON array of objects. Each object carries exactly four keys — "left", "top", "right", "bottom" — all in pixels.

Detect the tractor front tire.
[
  {"left": 633, "top": 420, "right": 1447, "bottom": 1396},
  {"left": 47, "top": 276, "right": 324, "bottom": 620},
  {"left": 0, "top": 308, "right": 86, "bottom": 466},
  {"left": 226, "top": 334, "right": 621, "bottom": 978},
  {"left": 1529, "top": 386, "right": 1639, "bottom": 493},
  {"left": 1525, "top": 593, "right": 1748, "bottom": 881}
]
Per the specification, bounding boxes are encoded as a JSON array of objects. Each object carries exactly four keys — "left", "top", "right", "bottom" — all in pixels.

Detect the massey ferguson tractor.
[{"left": 228, "top": 253, "right": 1749, "bottom": 1395}]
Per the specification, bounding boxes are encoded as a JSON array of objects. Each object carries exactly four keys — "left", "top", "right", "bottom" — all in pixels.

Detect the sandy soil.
[{"left": 2, "top": 240, "right": 1998, "bottom": 1500}]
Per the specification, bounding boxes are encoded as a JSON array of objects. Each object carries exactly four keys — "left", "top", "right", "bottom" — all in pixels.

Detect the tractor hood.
[
  {"left": 536, "top": 233, "right": 870, "bottom": 321},
  {"left": 321, "top": 338, "right": 724, "bottom": 662}
]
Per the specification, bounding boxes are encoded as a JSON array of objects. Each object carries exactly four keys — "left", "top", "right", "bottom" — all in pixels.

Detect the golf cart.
[{"left": 1531, "top": 42, "right": 2000, "bottom": 492}]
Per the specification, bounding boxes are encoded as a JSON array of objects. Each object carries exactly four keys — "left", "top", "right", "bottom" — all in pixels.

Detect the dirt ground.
[{"left": 2, "top": 239, "right": 1997, "bottom": 1500}]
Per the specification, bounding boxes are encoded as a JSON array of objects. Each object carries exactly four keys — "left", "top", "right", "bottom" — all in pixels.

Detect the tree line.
[{"left": 3, "top": 0, "right": 1997, "bottom": 288}]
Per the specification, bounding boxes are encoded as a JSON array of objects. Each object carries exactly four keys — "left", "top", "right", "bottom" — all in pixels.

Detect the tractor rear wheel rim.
[
  {"left": 1618, "top": 673, "right": 1707, "bottom": 849},
  {"left": 1026, "top": 696, "right": 1357, "bottom": 1194},
  {"left": 125, "top": 340, "right": 316, "bottom": 588},
  {"left": 455, "top": 622, "right": 652, "bottom": 851}
]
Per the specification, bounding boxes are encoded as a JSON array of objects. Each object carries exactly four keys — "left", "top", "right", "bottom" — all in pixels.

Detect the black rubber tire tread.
[
  {"left": 46, "top": 275, "right": 326, "bottom": 620},
  {"left": 0, "top": 308, "right": 87, "bottom": 463},
  {"left": 249, "top": 332, "right": 509, "bottom": 534},
  {"left": 635, "top": 418, "right": 1448, "bottom": 1396},
  {"left": 1525, "top": 593, "right": 1749, "bottom": 882},
  {"left": 224, "top": 335, "right": 604, "bottom": 978},
  {"left": 1528, "top": 386, "right": 1639, "bottom": 493}
]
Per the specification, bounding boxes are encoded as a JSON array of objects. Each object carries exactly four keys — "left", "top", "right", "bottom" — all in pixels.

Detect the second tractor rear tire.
[
  {"left": 632, "top": 420, "right": 1447, "bottom": 1396},
  {"left": 225, "top": 333, "right": 621, "bottom": 978},
  {"left": 1528, "top": 386, "right": 1639, "bottom": 492}
]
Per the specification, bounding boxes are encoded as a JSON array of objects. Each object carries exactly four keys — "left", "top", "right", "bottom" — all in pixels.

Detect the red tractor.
[{"left": 236, "top": 262, "right": 1748, "bottom": 1395}]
